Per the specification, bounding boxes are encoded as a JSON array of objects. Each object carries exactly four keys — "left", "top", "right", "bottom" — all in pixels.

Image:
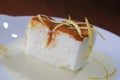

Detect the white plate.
[{"left": 0, "top": 15, "right": 120, "bottom": 80}]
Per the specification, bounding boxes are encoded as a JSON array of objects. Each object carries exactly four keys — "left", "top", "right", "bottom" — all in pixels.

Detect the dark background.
[{"left": 0, "top": 0, "right": 120, "bottom": 36}]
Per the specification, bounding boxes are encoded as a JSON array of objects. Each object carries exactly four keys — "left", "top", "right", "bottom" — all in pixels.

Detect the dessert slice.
[{"left": 26, "top": 15, "right": 95, "bottom": 70}]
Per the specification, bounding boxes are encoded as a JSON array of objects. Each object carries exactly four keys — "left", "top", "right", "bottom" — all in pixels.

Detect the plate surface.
[{"left": 0, "top": 15, "right": 120, "bottom": 80}]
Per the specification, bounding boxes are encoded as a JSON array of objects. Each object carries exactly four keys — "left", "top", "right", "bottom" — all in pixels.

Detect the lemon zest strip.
[{"left": 84, "top": 17, "right": 93, "bottom": 58}]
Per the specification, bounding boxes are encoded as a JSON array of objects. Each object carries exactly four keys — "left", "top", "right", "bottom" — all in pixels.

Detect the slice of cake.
[{"left": 26, "top": 15, "right": 95, "bottom": 70}]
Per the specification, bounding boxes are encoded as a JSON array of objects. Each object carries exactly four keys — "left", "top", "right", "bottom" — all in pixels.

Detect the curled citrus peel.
[
  {"left": 84, "top": 17, "right": 93, "bottom": 58},
  {"left": 53, "top": 15, "right": 83, "bottom": 37},
  {"left": 53, "top": 23, "right": 69, "bottom": 31},
  {"left": 92, "top": 28, "right": 105, "bottom": 40},
  {"left": 109, "top": 68, "right": 117, "bottom": 77},
  {"left": 25, "top": 24, "right": 29, "bottom": 40},
  {"left": 27, "top": 15, "right": 105, "bottom": 41},
  {"left": 0, "top": 44, "right": 7, "bottom": 53},
  {"left": 0, "top": 44, "right": 8, "bottom": 57},
  {"left": 68, "top": 15, "right": 71, "bottom": 20},
  {"left": 89, "top": 59, "right": 117, "bottom": 80},
  {"left": 40, "top": 15, "right": 63, "bottom": 24},
  {"left": 63, "top": 19, "right": 82, "bottom": 37},
  {"left": 37, "top": 15, "right": 46, "bottom": 25}
]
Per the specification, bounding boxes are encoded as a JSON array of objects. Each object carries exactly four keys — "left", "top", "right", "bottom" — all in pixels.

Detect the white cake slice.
[{"left": 26, "top": 15, "right": 95, "bottom": 70}]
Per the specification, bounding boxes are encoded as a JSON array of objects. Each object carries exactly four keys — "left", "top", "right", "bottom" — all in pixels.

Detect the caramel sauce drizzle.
[{"left": 31, "top": 15, "right": 90, "bottom": 47}]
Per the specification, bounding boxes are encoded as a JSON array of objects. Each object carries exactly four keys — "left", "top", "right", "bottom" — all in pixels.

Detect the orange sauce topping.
[{"left": 31, "top": 15, "right": 90, "bottom": 47}]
